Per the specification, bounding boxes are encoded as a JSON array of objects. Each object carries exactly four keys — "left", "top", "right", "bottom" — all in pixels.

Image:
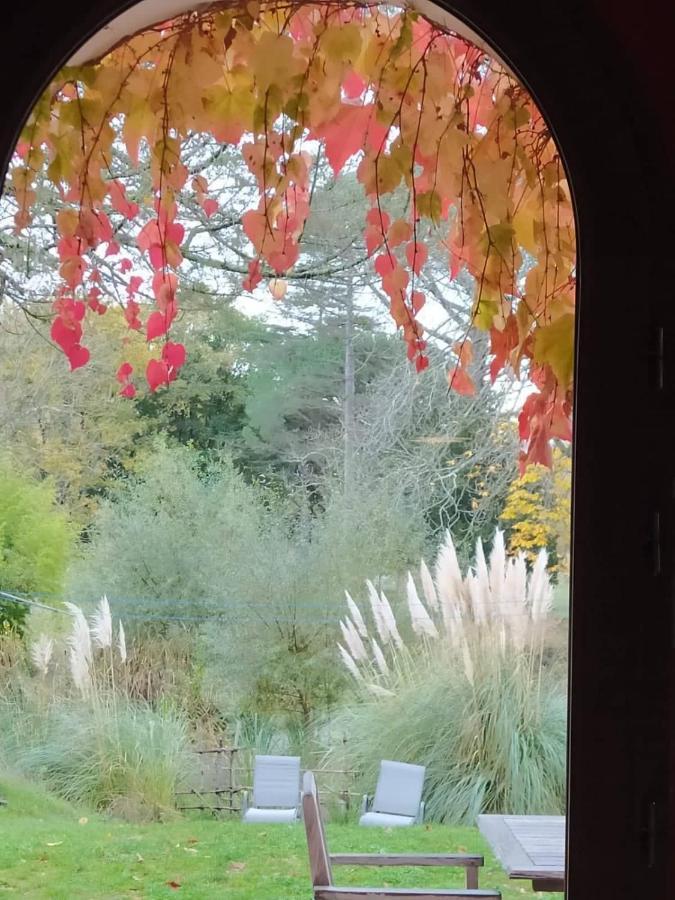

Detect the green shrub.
[
  {"left": 0, "top": 461, "right": 72, "bottom": 632},
  {"left": 67, "top": 444, "right": 265, "bottom": 619}
]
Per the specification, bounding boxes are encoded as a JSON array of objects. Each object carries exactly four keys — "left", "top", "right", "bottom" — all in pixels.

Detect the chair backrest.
[
  {"left": 302, "top": 771, "right": 333, "bottom": 888},
  {"left": 252, "top": 754, "right": 301, "bottom": 808},
  {"left": 372, "top": 759, "right": 426, "bottom": 817}
]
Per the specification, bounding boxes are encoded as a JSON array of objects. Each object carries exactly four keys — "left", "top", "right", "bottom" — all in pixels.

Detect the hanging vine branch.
[{"left": 7, "top": 0, "right": 575, "bottom": 468}]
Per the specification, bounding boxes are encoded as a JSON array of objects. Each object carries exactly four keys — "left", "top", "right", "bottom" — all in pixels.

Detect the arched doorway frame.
[{"left": 1, "top": 2, "right": 673, "bottom": 897}]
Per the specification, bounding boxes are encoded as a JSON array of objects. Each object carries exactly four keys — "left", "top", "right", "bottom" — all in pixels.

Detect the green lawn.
[{"left": 0, "top": 777, "right": 558, "bottom": 899}]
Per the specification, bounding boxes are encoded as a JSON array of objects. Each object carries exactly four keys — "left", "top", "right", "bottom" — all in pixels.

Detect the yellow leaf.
[
  {"left": 251, "top": 33, "right": 298, "bottom": 93},
  {"left": 321, "top": 23, "right": 362, "bottom": 63},
  {"left": 533, "top": 313, "right": 575, "bottom": 390},
  {"left": 416, "top": 190, "right": 442, "bottom": 224}
]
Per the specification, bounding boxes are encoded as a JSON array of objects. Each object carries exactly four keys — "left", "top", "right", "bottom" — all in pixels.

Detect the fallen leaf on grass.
[
  {"left": 183, "top": 847, "right": 198, "bottom": 854},
  {"left": 228, "top": 862, "right": 246, "bottom": 872},
  {"left": 166, "top": 881, "right": 181, "bottom": 889},
  {"left": 186, "top": 837, "right": 199, "bottom": 845},
  {"left": 136, "top": 853, "right": 144, "bottom": 862},
  {"left": 78, "top": 817, "right": 88, "bottom": 825},
  {"left": 46, "top": 842, "right": 63, "bottom": 847}
]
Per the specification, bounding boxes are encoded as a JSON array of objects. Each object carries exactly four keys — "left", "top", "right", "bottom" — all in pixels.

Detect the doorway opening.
[{"left": 0, "top": 2, "right": 575, "bottom": 896}]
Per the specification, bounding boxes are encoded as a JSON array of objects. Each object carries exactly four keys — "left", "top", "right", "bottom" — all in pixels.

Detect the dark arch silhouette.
[{"left": 2, "top": 2, "right": 675, "bottom": 897}]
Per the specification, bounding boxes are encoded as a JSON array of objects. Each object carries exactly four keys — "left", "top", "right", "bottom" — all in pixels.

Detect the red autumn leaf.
[
  {"left": 389, "top": 295, "right": 409, "bottom": 328},
  {"left": 366, "top": 207, "right": 391, "bottom": 231},
  {"left": 53, "top": 297, "right": 86, "bottom": 325},
  {"left": 387, "top": 219, "right": 413, "bottom": 248},
  {"left": 109, "top": 180, "right": 139, "bottom": 219},
  {"left": 242, "top": 210, "right": 266, "bottom": 252},
  {"left": 268, "top": 244, "right": 299, "bottom": 274},
  {"left": 119, "top": 258, "right": 133, "bottom": 274},
  {"left": 312, "top": 104, "right": 388, "bottom": 175},
  {"left": 146, "top": 358, "right": 170, "bottom": 392},
  {"left": 415, "top": 354, "right": 430, "bottom": 373},
  {"left": 453, "top": 338, "right": 473, "bottom": 368},
  {"left": 449, "top": 251, "right": 462, "bottom": 280},
  {"left": 116, "top": 362, "right": 133, "bottom": 383},
  {"left": 381, "top": 265, "right": 409, "bottom": 301},
  {"left": 152, "top": 272, "right": 178, "bottom": 308},
  {"left": 524, "top": 419, "right": 553, "bottom": 468},
  {"left": 549, "top": 397, "right": 573, "bottom": 441},
  {"left": 162, "top": 341, "right": 186, "bottom": 370},
  {"left": 243, "top": 259, "right": 262, "bottom": 292},
  {"left": 374, "top": 253, "right": 396, "bottom": 278},
  {"left": 405, "top": 240, "right": 429, "bottom": 275},
  {"left": 124, "top": 299, "right": 142, "bottom": 331},
  {"left": 489, "top": 316, "right": 519, "bottom": 382},
  {"left": 51, "top": 316, "right": 80, "bottom": 352},
  {"left": 60, "top": 256, "right": 86, "bottom": 289},
  {"left": 411, "top": 290, "right": 425, "bottom": 313},
  {"left": 202, "top": 198, "right": 219, "bottom": 218},
  {"left": 127, "top": 275, "right": 143, "bottom": 297},
  {"left": 57, "top": 236, "right": 80, "bottom": 260},
  {"left": 166, "top": 881, "right": 181, "bottom": 890},
  {"left": 365, "top": 226, "right": 383, "bottom": 257},
  {"left": 120, "top": 383, "right": 137, "bottom": 398},
  {"left": 149, "top": 245, "right": 166, "bottom": 271},
  {"left": 146, "top": 310, "right": 175, "bottom": 341},
  {"left": 165, "top": 221, "right": 185, "bottom": 245},
  {"left": 518, "top": 392, "right": 543, "bottom": 441},
  {"left": 407, "top": 336, "right": 424, "bottom": 360},
  {"left": 447, "top": 365, "right": 476, "bottom": 396},
  {"left": 365, "top": 209, "right": 389, "bottom": 257},
  {"left": 66, "top": 344, "right": 90, "bottom": 371}
]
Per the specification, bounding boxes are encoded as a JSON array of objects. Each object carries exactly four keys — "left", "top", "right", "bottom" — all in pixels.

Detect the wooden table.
[{"left": 477, "top": 814, "right": 566, "bottom": 893}]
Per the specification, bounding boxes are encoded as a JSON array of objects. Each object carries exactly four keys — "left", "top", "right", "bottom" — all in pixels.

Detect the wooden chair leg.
[{"left": 466, "top": 867, "right": 479, "bottom": 889}]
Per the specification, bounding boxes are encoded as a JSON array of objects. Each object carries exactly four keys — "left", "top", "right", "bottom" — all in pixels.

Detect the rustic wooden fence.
[{"left": 175, "top": 743, "right": 361, "bottom": 818}]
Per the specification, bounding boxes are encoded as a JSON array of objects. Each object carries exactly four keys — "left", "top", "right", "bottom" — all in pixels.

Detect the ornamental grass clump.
[
  {"left": 3, "top": 596, "right": 192, "bottom": 820},
  {"left": 334, "top": 530, "right": 567, "bottom": 823},
  {"left": 24, "top": 700, "right": 190, "bottom": 818}
]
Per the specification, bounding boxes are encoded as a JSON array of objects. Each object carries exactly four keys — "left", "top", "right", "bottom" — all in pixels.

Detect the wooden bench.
[{"left": 302, "top": 771, "right": 501, "bottom": 899}]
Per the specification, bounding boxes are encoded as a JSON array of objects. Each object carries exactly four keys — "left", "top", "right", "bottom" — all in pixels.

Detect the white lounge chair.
[
  {"left": 241, "top": 754, "right": 301, "bottom": 824},
  {"left": 359, "top": 760, "right": 426, "bottom": 827}
]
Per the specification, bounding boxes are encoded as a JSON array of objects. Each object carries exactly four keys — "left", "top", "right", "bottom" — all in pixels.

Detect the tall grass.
[
  {"left": 0, "top": 598, "right": 194, "bottom": 820},
  {"left": 0, "top": 697, "right": 192, "bottom": 819},
  {"left": 331, "top": 530, "right": 568, "bottom": 823}
]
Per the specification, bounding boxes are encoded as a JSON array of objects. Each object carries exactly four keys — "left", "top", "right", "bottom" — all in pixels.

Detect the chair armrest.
[
  {"left": 360, "top": 794, "right": 370, "bottom": 816},
  {"left": 314, "top": 889, "right": 499, "bottom": 899},
  {"left": 240, "top": 790, "right": 249, "bottom": 818},
  {"left": 330, "top": 853, "right": 484, "bottom": 868},
  {"left": 415, "top": 800, "right": 425, "bottom": 825}
]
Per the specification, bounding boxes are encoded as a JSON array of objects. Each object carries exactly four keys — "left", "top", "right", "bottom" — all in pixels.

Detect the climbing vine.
[{"left": 7, "top": 0, "right": 575, "bottom": 468}]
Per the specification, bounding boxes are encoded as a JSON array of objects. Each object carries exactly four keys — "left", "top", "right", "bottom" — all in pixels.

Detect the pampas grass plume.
[
  {"left": 30, "top": 634, "right": 54, "bottom": 676},
  {"left": 118, "top": 620, "right": 127, "bottom": 663},
  {"left": 91, "top": 595, "right": 113, "bottom": 649}
]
